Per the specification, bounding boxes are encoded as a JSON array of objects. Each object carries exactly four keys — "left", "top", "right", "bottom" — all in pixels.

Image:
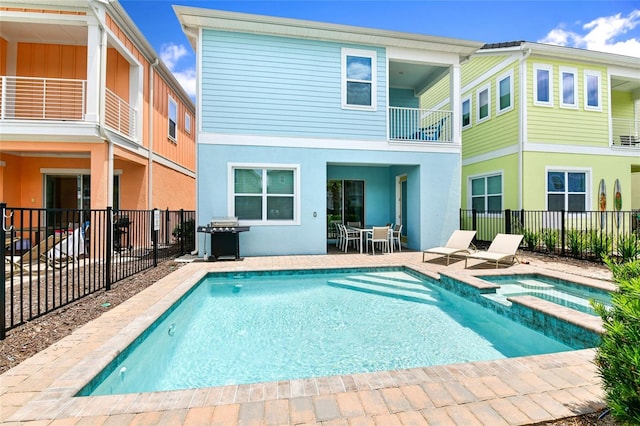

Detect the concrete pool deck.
[{"left": 1, "top": 250, "right": 613, "bottom": 425}]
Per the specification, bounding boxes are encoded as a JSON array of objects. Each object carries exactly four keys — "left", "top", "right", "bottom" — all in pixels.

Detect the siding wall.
[
  {"left": 201, "top": 30, "right": 387, "bottom": 140},
  {"left": 461, "top": 55, "right": 509, "bottom": 88},
  {"left": 526, "top": 58, "right": 609, "bottom": 147},
  {"left": 16, "top": 43, "right": 87, "bottom": 78},
  {"left": 611, "top": 90, "right": 635, "bottom": 119}
]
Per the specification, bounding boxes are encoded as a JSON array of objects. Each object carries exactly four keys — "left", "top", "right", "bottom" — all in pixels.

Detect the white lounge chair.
[
  {"left": 464, "top": 233, "right": 524, "bottom": 269},
  {"left": 422, "top": 230, "right": 476, "bottom": 265}
]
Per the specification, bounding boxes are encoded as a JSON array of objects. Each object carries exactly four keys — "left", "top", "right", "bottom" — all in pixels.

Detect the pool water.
[
  {"left": 479, "top": 275, "right": 612, "bottom": 315},
  {"left": 81, "top": 268, "right": 573, "bottom": 396}
]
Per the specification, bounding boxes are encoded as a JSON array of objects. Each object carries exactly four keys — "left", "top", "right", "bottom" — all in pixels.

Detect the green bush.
[
  {"left": 593, "top": 258, "right": 640, "bottom": 424},
  {"left": 541, "top": 229, "right": 559, "bottom": 252},
  {"left": 617, "top": 234, "right": 640, "bottom": 263},
  {"left": 172, "top": 218, "right": 195, "bottom": 240},
  {"left": 522, "top": 229, "right": 540, "bottom": 251},
  {"left": 588, "top": 231, "right": 612, "bottom": 260},
  {"left": 566, "top": 229, "right": 586, "bottom": 256}
]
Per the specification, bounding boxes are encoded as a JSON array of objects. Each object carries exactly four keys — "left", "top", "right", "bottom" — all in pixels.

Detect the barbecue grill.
[{"left": 197, "top": 217, "right": 250, "bottom": 261}]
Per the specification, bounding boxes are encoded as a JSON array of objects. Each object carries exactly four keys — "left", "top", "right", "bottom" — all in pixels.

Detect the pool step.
[
  {"left": 519, "top": 279, "right": 554, "bottom": 289},
  {"left": 328, "top": 278, "right": 436, "bottom": 304},
  {"left": 335, "top": 274, "right": 433, "bottom": 296}
]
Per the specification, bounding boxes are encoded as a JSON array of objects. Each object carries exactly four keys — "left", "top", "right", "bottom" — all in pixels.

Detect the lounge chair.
[
  {"left": 464, "top": 233, "right": 524, "bottom": 269},
  {"left": 47, "top": 223, "right": 89, "bottom": 266},
  {"left": 8, "top": 234, "right": 62, "bottom": 274},
  {"left": 422, "top": 230, "right": 476, "bottom": 264}
]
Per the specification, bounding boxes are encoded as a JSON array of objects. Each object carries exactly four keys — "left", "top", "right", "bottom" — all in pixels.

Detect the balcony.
[
  {"left": 0, "top": 76, "right": 136, "bottom": 140},
  {"left": 612, "top": 117, "right": 639, "bottom": 147},
  {"left": 388, "top": 107, "right": 453, "bottom": 143}
]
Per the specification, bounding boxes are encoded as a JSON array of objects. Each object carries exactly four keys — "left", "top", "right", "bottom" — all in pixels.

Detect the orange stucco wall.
[{"left": 152, "top": 162, "right": 196, "bottom": 210}]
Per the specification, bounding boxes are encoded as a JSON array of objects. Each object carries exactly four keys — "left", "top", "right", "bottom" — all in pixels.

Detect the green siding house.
[{"left": 426, "top": 41, "right": 639, "bottom": 218}]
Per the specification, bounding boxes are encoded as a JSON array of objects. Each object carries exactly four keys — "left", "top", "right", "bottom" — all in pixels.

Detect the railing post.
[
  {"left": 179, "top": 209, "right": 185, "bottom": 255},
  {"left": 472, "top": 209, "right": 477, "bottom": 231},
  {"left": 106, "top": 207, "right": 112, "bottom": 291},
  {"left": 561, "top": 209, "right": 566, "bottom": 256},
  {"left": 1, "top": 203, "right": 6, "bottom": 339},
  {"left": 165, "top": 208, "right": 170, "bottom": 246},
  {"left": 505, "top": 209, "right": 512, "bottom": 234},
  {"left": 153, "top": 208, "right": 158, "bottom": 267}
]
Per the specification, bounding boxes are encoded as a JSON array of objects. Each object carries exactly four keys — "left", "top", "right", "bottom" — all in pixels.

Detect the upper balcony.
[
  {"left": 0, "top": 76, "right": 136, "bottom": 139},
  {"left": 612, "top": 118, "right": 639, "bottom": 148},
  {"left": 388, "top": 107, "right": 452, "bottom": 143}
]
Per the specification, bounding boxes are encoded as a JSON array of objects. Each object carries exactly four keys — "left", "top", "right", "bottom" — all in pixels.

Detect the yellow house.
[{"left": 0, "top": 0, "right": 195, "bottom": 211}]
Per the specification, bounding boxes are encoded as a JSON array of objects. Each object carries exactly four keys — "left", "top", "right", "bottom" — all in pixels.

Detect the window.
[
  {"left": 476, "top": 84, "right": 490, "bottom": 123},
  {"left": 496, "top": 71, "right": 513, "bottom": 113},
  {"left": 341, "top": 48, "right": 376, "bottom": 110},
  {"left": 185, "top": 112, "right": 191, "bottom": 134},
  {"left": 547, "top": 170, "right": 588, "bottom": 212},
  {"left": 461, "top": 96, "right": 471, "bottom": 129},
  {"left": 168, "top": 96, "right": 177, "bottom": 141},
  {"left": 231, "top": 164, "right": 299, "bottom": 224},
  {"left": 470, "top": 173, "right": 502, "bottom": 212},
  {"left": 584, "top": 70, "right": 601, "bottom": 111},
  {"left": 559, "top": 67, "right": 577, "bottom": 108},
  {"left": 533, "top": 64, "right": 553, "bottom": 106}
]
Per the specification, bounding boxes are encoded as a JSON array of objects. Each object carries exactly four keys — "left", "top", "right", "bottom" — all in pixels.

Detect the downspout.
[
  {"left": 149, "top": 58, "right": 159, "bottom": 210},
  {"left": 518, "top": 48, "right": 532, "bottom": 210}
]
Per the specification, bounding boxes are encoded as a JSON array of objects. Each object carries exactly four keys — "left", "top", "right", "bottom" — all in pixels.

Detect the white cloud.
[
  {"left": 539, "top": 10, "right": 640, "bottom": 57},
  {"left": 159, "top": 43, "right": 196, "bottom": 98}
]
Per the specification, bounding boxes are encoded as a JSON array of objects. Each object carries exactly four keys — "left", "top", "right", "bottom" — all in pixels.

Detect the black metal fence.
[
  {"left": 1, "top": 204, "right": 195, "bottom": 339},
  {"left": 460, "top": 208, "right": 640, "bottom": 261}
]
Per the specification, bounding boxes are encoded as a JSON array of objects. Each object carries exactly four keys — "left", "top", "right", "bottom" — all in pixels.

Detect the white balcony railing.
[
  {"left": 388, "top": 107, "right": 453, "bottom": 143},
  {"left": 0, "top": 76, "right": 85, "bottom": 121},
  {"left": 612, "top": 117, "right": 639, "bottom": 147},
  {"left": 105, "top": 88, "right": 135, "bottom": 138}
]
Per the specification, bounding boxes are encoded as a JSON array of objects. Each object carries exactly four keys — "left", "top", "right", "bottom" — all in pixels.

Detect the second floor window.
[
  {"left": 497, "top": 72, "right": 513, "bottom": 113},
  {"left": 560, "top": 67, "right": 577, "bottom": 108},
  {"left": 185, "top": 112, "right": 191, "bottom": 134},
  {"left": 168, "top": 97, "right": 177, "bottom": 141},
  {"left": 584, "top": 70, "right": 601, "bottom": 111},
  {"left": 477, "top": 84, "right": 490, "bottom": 123},
  {"left": 462, "top": 96, "right": 471, "bottom": 128},
  {"left": 342, "top": 48, "right": 376, "bottom": 110},
  {"left": 534, "top": 64, "right": 553, "bottom": 106}
]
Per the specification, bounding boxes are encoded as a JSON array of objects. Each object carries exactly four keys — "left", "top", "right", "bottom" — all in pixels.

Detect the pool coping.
[{"left": 1, "top": 252, "right": 610, "bottom": 424}]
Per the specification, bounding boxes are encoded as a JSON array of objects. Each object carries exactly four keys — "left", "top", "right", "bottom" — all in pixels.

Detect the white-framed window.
[
  {"left": 469, "top": 172, "right": 502, "bottom": 212},
  {"left": 496, "top": 71, "right": 513, "bottom": 114},
  {"left": 546, "top": 169, "right": 589, "bottom": 212},
  {"left": 584, "top": 70, "right": 601, "bottom": 111},
  {"left": 533, "top": 64, "right": 553, "bottom": 107},
  {"left": 461, "top": 95, "right": 472, "bottom": 129},
  {"left": 229, "top": 163, "right": 300, "bottom": 225},
  {"left": 559, "top": 66, "right": 578, "bottom": 108},
  {"left": 184, "top": 112, "right": 191, "bottom": 134},
  {"left": 476, "top": 83, "right": 490, "bottom": 123},
  {"left": 341, "top": 48, "right": 376, "bottom": 110},
  {"left": 168, "top": 96, "right": 177, "bottom": 141}
]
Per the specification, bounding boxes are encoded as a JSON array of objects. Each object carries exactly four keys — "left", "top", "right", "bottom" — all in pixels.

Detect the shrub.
[
  {"left": 541, "top": 229, "right": 559, "bottom": 253},
  {"left": 172, "top": 218, "right": 195, "bottom": 241},
  {"left": 522, "top": 229, "right": 540, "bottom": 251},
  {"left": 566, "top": 230, "right": 585, "bottom": 257},
  {"left": 587, "top": 230, "right": 612, "bottom": 260},
  {"left": 593, "top": 258, "right": 640, "bottom": 424},
  {"left": 617, "top": 234, "right": 640, "bottom": 263}
]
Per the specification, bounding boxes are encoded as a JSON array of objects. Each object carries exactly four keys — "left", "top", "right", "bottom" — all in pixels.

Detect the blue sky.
[{"left": 120, "top": 1, "right": 640, "bottom": 97}]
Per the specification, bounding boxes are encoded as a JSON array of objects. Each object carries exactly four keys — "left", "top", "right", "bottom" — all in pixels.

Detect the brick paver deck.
[{"left": 1, "top": 251, "right": 611, "bottom": 425}]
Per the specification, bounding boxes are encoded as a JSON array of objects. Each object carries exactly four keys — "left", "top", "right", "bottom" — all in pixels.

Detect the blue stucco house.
[{"left": 175, "top": 6, "right": 483, "bottom": 256}]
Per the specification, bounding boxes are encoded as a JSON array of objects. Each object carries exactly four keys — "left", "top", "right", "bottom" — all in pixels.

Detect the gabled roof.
[{"left": 174, "top": 6, "right": 483, "bottom": 57}]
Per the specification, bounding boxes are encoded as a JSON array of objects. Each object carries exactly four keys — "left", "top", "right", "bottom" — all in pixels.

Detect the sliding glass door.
[{"left": 326, "top": 179, "right": 365, "bottom": 239}]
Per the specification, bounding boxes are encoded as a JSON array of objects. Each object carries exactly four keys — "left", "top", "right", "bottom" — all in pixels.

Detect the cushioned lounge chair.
[
  {"left": 422, "top": 230, "right": 476, "bottom": 265},
  {"left": 464, "top": 233, "right": 524, "bottom": 269}
]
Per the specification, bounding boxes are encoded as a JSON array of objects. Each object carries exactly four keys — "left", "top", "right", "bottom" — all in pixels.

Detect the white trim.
[
  {"left": 151, "top": 153, "right": 197, "bottom": 178},
  {"left": 533, "top": 63, "right": 553, "bottom": 107},
  {"left": 559, "top": 66, "right": 578, "bottom": 109},
  {"left": 544, "top": 167, "right": 591, "bottom": 212},
  {"left": 583, "top": 69, "right": 602, "bottom": 111},
  {"left": 462, "top": 145, "right": 520, "bottom": 166},
  {"left": 461, "top": 95, "right": 472, "bottom": 129},
  {"left": 467, "top": 170, "right": 504, "bottom": 212},
  {"left": 168, "top": 95, "right": 178, "bottom": 142},
  {"left": 496, "top": 69, "right": 514, "bottom": 115},
  {"left": 40, "top": 168, "right": 123, "bottom": 175},
  {"left": 228, "top": 162, "right": 301, "bottom": 226},
  {"left": 524, "top": 142, "right": 640, "bottom": 157},
  {"left": 476, "top": 83, "right": 491, "bottom": 124},
  {"left": 341, "top": 48, "right": 377, "bottom": 111},
  {"left": 199, "top": 132, "right": 462, "bottom": 154}
]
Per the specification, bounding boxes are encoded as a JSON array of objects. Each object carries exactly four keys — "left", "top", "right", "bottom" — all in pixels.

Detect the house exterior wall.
[
  {"left": 201, "top": 30, "right": 387, "bottom": 140},
  {"left": 461, "top": 153, "right": 519, "bottom": 210}
]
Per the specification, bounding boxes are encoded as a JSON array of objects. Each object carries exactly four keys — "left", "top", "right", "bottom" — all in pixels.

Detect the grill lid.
[{"left": 209, "top": 217, "right": 239, "bottom": 227}]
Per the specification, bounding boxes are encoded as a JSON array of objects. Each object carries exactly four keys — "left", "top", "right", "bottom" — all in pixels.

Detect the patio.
[{"left": 1, "top": 250, "right": 612, "bottom": 425}]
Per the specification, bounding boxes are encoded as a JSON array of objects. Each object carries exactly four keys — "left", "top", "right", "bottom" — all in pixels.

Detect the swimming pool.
[{"left": 80, "top": 267, "right": 576, "bottom": 396}]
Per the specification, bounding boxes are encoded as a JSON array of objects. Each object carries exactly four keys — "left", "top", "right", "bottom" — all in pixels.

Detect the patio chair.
[
  {"left": 464, "top": 233, "right": 523, "bottom": 269},
  {"left": 389, "top": 224, "right": 403, "bottom": 252},
  {"left": 422, "top": 230, "right": 476, "bottom": 265},
  {"left": 47, "top": 223, "right": 89, "bottom": 266},
  {"left": 8, "top": 234, "right": 62, "bottom": 274},
  {"left": 367, "top": 226, "right": 390, "bottom": 255},
  {"left": 338, "top": 223, "right": 360, "bottom": 253}
]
